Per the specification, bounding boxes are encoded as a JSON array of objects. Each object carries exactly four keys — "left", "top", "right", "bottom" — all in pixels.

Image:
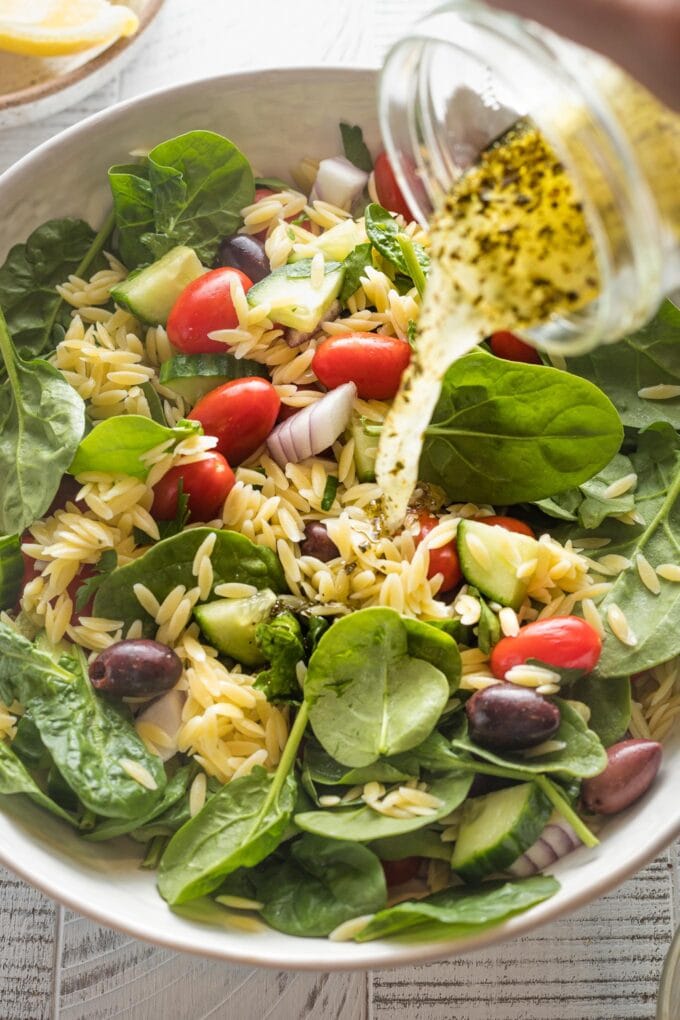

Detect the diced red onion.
[
  {"left": 266, "top": 382, "right": 356, "bottom": 468},
  {"left": 310, "top": 157, "right": 369, "bottom": 211},
  {"left": 136, "top": 689, "right": 185, "bottom": 763},
  {"left": 509, "top": 819, "right": 582, "bottom": 877}
]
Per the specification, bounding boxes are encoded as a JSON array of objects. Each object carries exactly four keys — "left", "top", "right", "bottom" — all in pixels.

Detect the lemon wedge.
[{"left": 0, "top": 0, "right": 139, "bottom": 57}]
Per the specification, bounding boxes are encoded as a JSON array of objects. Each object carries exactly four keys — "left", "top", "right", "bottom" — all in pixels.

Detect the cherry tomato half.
[
  {"left": 167, "top": 268, "right": 253, "bottom": 355},
  {"left": 490, "top": 616, "right": 602, "bottom": 679},
  {"left": 189, "top": 378, "right": 280, "bottom": 466},
  {"left": 312, "top": 333, "right": 411, "bottom": 400},
  {"left": 489, "top": 331, "right": 541, "bottom": 365},
  {"left": 416, "top": 512, "right": 462, "bottom": 594},
  {"left": 374, "top": 151, "right": 415, "bottom": 222},
  {"left": 477, "top": 515, "right": 536, "bottom": 539},
  {"left": 152, "top": 453, "right": 235, "bottom": 523},
  {"left": 382, "top": 857, "right": 421, "bottom": 887}
]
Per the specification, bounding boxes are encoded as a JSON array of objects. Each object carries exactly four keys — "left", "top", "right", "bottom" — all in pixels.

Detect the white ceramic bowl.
[{"left": 0, "top": 68, "right": 679, "bottom": 971}]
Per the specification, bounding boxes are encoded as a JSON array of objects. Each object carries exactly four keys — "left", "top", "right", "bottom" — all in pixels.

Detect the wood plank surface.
[{"left": 0, "top": 867, "right": 57, "bottom": 1020}]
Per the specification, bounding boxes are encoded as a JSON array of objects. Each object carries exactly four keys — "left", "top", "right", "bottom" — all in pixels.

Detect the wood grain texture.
[{"left": 0, "top": 866, "right": 57, "bottom": 1020}]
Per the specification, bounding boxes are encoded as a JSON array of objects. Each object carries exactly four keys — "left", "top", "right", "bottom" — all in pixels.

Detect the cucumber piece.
[
  {"left": 193, "top": 590, "right": 277, "bottom": 666},
  {"left": 457, "top": 518, "right": 539, "bottom": 610},
  {"left": 351, "top": 415, "right": 379, "bottom": 482},
  {"left": 247, "top": 262, "right": 344, "bottom": 332},
  {"left": 111, "top": 246, "right": 205, "bottom": 325},
  {"left": 0, "top": 534, "right": 23, "bottom": 611},
  {"left": 451, "top": 782, "right": 551, "bottom": 882},
  {"left": 159, "top": 353, "right": 269, "bottom": 405},
  {"left": 288, "top": 220, "right": 365, "bottom": 263}
]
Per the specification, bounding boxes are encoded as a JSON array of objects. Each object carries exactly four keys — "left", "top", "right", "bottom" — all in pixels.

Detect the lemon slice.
[{"left": 0, "top": 0, "right": 139, "bottom": 57}]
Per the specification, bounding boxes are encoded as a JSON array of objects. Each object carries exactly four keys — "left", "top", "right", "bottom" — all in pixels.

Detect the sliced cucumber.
[
  {"left": 193, "top": 590, "right": 277, "bottom": 666},
  {"left": 111, "top": 246, "right": 205, "bottom": 325},
  {"left": 451, "top": 782, "right": 551, "bottom": 882},
  {"left": 0, "top": 534, "right": 23, "bottom": 611},
  {"left": 247, "top": 262, "right": 344, "bottom": 332},
  {"left": 288, "top": 219, "right": 365, "bottom": 263},
  {"left": 351, "top": 415, "right": 379, "bottom": 483},
  {"left": 159, "top": 353, "right": 269, "bottom": 405},
  {"left": 457, "top": 518, "right": 539, "bottom": 610}
]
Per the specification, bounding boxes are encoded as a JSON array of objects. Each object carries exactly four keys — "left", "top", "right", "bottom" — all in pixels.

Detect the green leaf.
[
  {"left": 419, "top": 349, "right": 624, "bottom": 505},
  {"left": 93, "top": 527, "right": 286, "bottom": 632},
  {"left": 0, "top": 216, "right": 112, "bottom": 362},
  {"left": 339, "top": 242, "right": 373, "bottom": 304},
  {"left": 365, "top": 203, "right": 429, "bottom": 279},
  {"left": 476, "top": 596, "right": 501, "bottom": 655},
  {"left": 565, "top": 300, "right": 680, "bottom": 429},
  {"left": 85, "top": 764, "right": 197, "bottom": 842},
  {"left": 254, "top": 612, "right": 305, "bottom": 702},
  {"left": 305, "top": 607, "right": 450, "bottom": 768},
  {"left": 339, "top": 123, "right": 373, "bottom": 173},
  {"left": 0, "top": 533, "right": 23, "bottom": 611},
  {"left": 0, "top": 307, "right": 86, "bottom": 534},
  {"left": 252, "top": 833, "right": 387, "bottom": 936},
  {"left": 0, "top": 625, "right": 166, "bottom": 818},
  {"left": 254, "top": 176, "right": 293, "bottom": 191},
  {"left": 402, "top": 616, "right": 461, "bottom": 691},
  {"left": 0, "top": 739, "right": 78, "bottom": 824},
  {"left": 74, "top": 548, "right": 118, "bottom": 613},
  {"left": 302, "top": 740, "right": 421, "bottom": 788},
  {"left": 108, "top": 163, "right": 155, "bottom": 269},
  {"left": 141, "top": 381, "right": 168, "bottom": 425},
  {"left": 321, "top": 475, "right": 339, "bottom": 512},
  {"left": 570, "top": 674, "right": 631, "bottom": 748},
  {"left": 536, "top": 453, "right": 637, "bottom": 529},
  {"left": 294, "top": 772, "right": 473, "bottom": 842},
  {"left": 353, "top": 876, "right": 560, "bottom": 942},
  {"left": 69, "top": 415, "right": 201, "bottom": 479},
  {"left": 369, "top": 828, "right": 451, "bottom": 862}
]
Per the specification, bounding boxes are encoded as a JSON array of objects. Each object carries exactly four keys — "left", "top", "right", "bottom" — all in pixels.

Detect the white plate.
[
  {"left": 0, "top": 0, "right": 164, "bottom": 129},
  {"left": 0, "top": 67, "right": 679, "bottom": 970}
]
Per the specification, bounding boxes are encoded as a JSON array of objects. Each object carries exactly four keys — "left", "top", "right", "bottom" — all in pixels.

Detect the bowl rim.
[{"left": 0, "top": 65, "right": 679, "bottom": 971}]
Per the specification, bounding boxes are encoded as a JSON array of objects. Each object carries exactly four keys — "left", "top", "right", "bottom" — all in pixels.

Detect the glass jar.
[{"left": 378, "top": 1, "right": 680, "bottom": 354}]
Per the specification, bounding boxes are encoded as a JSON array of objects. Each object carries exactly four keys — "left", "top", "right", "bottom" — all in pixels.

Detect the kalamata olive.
[
  {"left": 216, "top": 235, "right": 270, "bottom": 282},
  {"left": 465, "top": 683, "right": 561, "bottom": 751},
  {"left": 89, "top": 639, "right": 182, "bottom": 697},
  {"left": 581, "top": 739, "right": 662, "bottom": 815},
  {"left": 468, "top": 773, "right": 516, "bottom": 798},
  {"left": 299, "top": 521, "right": 339, "bottom": 562}
]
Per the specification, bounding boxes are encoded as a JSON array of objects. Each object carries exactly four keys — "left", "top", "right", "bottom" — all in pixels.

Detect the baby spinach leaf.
[
  {"left": 402, "top": 617, "right": 461, "bottom": 691},
  {"left": 353, "top": 875, "right": 560, "bottom": 942},
  {"left": 369, "top": 828, "right": 451, "bottom": 862},
  {"left": 252, "top": 834, "right": 387, "bottom": 937},
  {"left": 302, "top": 740, "right": 420, "bottom": 788},
  {"left": 0, "top": 307, "right": 86, "bottom": 534},
  {"left": 305, "top": 607, "right": 450, "bottom": 768},
  {"left": 535, "top": 453, "right": 637, "bottom": 529},
  {"left": 93, "top": 527, "right": 286, "bottom": 632},
  {"left": 11, "top": 715, "right": 51, "bottom": 771},
  {"left": 0, "top": 739, "right": 77, "bottom": 825},
  {"left": 85, "top": 764, "right": 197, "bottom": 842},
  {"left": 108, "top": 162, "right": 155, "bottom": 268},
  {"left": 0, "top": 214, "right": 113, "bottom": 363},
  {"left": 365, "top": 203, "right": 429, "bottom": 279},
  {"left": 254, "top": 612, "right": 304, "bottom": 702},
  {"left": 141, "top": 381, "right": 168, "bottom": 425},
  {"left": 254, "top": 176, "right": 293, "bottom": 191},
  {"left": 339, "top": 242, "right": 373, "bottom": 303},
  {"left": 130, "top": 775, "right": 222, "bottom": 843},
  {"left": 0, "top": 533, "right": 23, "bottom": 611},
  {"left": 74, "top": 549, "right": 118, "bottom": 613},
  {"left": 294, "top": 772, "right": 473, "bottom": 842},
  {"left": 0, "top": 625, "right": 166, "bottom": 818},
  {"left": 570, "top": 674, "right": 631, "bottom": 748},
  {"left": 565, "top": 300, "right": 680, "bottom": 429},
  {"left": 69, "top": 415, "right": 201, "bottom": 479},
  {"left": 339, "top": 123, "right": 373, "bottom": 173},
  {"left": 419, "top": 349, "right": 623, "bottom": 505}
]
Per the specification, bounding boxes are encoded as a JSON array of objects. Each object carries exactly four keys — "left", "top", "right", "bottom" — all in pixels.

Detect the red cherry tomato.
[
  {"left": 189, "top": 378, "right": 280, "bottom": 466},
  {"left": 254, "top": 187, "right": 276, "bottom": 203},
  {"left": 489, "top": 331, "right": 541, "bottom": 364},
  {"left": 381, "top": 857, "right": 421, "bottom": 887},
  {"left": 490, "top": 616, "right": 602, "bottom": 679},
  {"left": 374, "top": 151, "right": 415, "bottom": 222},
  {"left": 416, "top": 512, "right": 462, "bottom": 594},
  {"left": 167, "top": 268, "right": 253, "bottom": 355},
  {"left": 312, "top": 333, "right": 411, "bottom": 400},
  {"left": 152, "top": 453, "right": 235, "bottom": 522},
  {"left": 477, "top": 515, "right": 536, "bottom": 539}
]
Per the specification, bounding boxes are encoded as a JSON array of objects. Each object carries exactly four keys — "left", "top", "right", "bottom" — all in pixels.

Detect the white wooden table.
[{"left": 0, "top": 2, "right": 677, "bottom": 1016}]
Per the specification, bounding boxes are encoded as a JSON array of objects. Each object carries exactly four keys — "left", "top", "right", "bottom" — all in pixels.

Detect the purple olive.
[
  {"left": 300, "top": 522, "right": 339, "bottom": 563},
  {"left": 89, "top": 639, "right": 182, "bottom": 697},
  {"left": 581, "top": 739, "right": 662, "bottom": 815},
  {"left": 216, "top": 235, "right": 270, "bottom": 282},
  {"left": 466, "top": 683, "right": 561, "bottom": 751}
]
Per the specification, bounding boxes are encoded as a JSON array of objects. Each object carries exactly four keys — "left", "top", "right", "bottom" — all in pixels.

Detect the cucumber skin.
[
  {"left": 457, "top": 518, "right": 537, "bottom": 610},
  {"left": 351, "top": 417, "right": 379, "bottom": 483},
  {"left": 159, "top": 354, "right": 269, "bottom": 405},
  {"left": 0, "top": 535, "right": 23, "bottom": 611},
  {"left": 451, "top": 782, "right": 552, "bottom": 883}
]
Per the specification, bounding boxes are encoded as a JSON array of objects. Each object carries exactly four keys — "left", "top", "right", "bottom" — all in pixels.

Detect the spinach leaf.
[
  {"left": 305, "top": 607, "right": 450, "bottom": 767},
  {"left": 339, "top": 123, "right": 373, "bottom": 173},
  {"left": 303, "top": 740, "right": 420, "bottom": 788},
  {"left": 11, "top": 715, "right": 51, "bottom": 770},
  {"left": 339, "top": 242, "right": 373, "bottom": 303},
  {"left": 535, "top": 452, "right": 637, "bottom": 529},
  {"left": 402, "top": 616, "right": 461, "bottom": 691},
  {"left": 533, "top": 489, "right": 582, "bottom": 523},
  {"left": 369, "top": 828, "right": 451, "bottom": 862},
  {"left": 141, "top": 381, "right": 168, "bottom": 425},
  {"left": 294, "top": 772, "right": 473, "bottom": 842},
  {"left": 254, "top": 176, "right": 293, "bottom": 191},
  {"left": 0, "top": 739, "right": 77, "bottom": 824},
  {"left": 130, "top": 775, "right": 222, "bottom": 843},
  {"left": 0, "top": 214, "right": 113, "bottom": 362},
  {"left": 69, "top": 415, "right": 201, "bottom": 479},
  {"left": 365, "top": 203, "right": 429, "bottom": 279},
  {"left": 565, "top": 300, "right": 680, "bottom": 429},
  {"left": 252, "top": 833, "right": 386, "bottom": 937},
  {"left": 419, "top": 349, "right": 623, "bottom": 505},
  {"left": 0, "top": 307, "right": 86, "bottom": 534},
  {"left": 353, "top": 876, "right": 560, "bottom": 942},
  {"left": 0, "top": 624, "right": 165, "bottom": 818},
  {"left": 474, "top": 593, "right": 501, "bottom": 654},
  {"left": 570, "top": 674, "right": 631, "bottom": 748},
  {"left": 254, "top": 612, "right": 304, "bottom": 702},
  {"left": 93, "top": 527, "right": 286, "bottom": 631},
  {"left": 0, "top": 533, "right": 23, "bottom": 611},
  {"left": 108, "top": 163, "right": 155, "bottom": 268},
  {"left": 85, "top": 764, "right": 197, "bottom": 842},
  {"left": 74, "top": 549, "right": 118, "bottom": 613}
]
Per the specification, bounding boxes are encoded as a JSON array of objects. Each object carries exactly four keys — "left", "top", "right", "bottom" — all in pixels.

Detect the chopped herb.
[{"left": 321, "top": 476, "right": 339, "bottom": 511}]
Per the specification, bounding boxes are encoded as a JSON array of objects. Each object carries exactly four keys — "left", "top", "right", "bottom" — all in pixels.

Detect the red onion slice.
[
  {"left": 136, "top": 689, "right": 185, "bottom": 763},
  {"left": 266, "top": 382, "right": 357, "bottom": 468},
  {"left": 509, "top": 818, "right": 582, "bottom": 877},
  {"left": 310, "top": 157, "right": 369, "bottom": 211}
]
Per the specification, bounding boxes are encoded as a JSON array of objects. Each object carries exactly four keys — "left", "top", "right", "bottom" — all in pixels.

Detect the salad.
[{"left": 0, "top": 123, "right": 678, "bottom": 944}]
